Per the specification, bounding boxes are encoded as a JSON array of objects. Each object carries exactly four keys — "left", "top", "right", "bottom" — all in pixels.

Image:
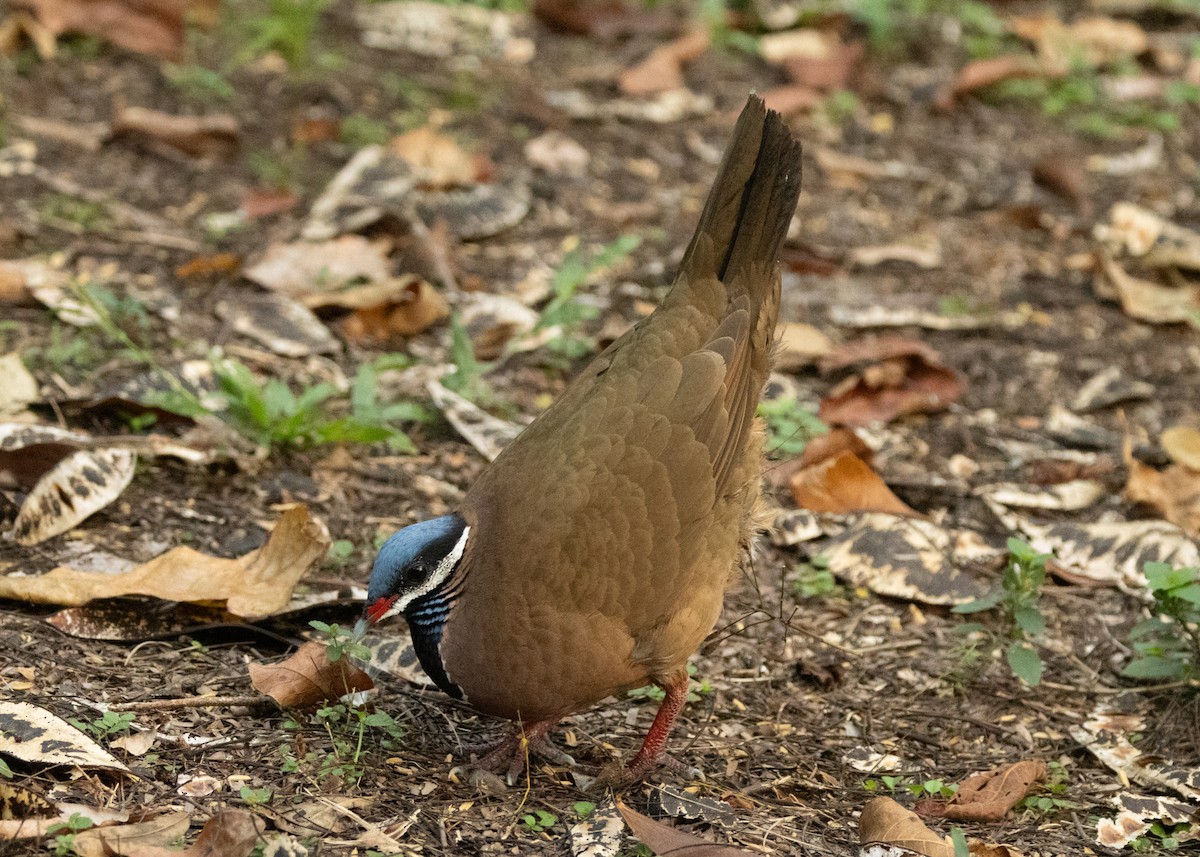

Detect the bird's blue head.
[{"left": 361, "top": 513, "right": 470, "bottom": 628}]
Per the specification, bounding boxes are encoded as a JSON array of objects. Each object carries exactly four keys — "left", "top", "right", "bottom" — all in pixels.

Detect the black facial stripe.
[{"left": 407, "top": 592, "right": 461, "bottom": 699}]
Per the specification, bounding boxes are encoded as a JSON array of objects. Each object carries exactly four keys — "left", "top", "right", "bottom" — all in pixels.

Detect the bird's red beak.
[{"left": 365, "top": 595, "right": 397, "bottom": 625}]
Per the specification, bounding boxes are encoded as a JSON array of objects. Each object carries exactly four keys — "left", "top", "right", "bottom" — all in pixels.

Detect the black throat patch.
[{"left": 405, "top": 593, "right": 462, "bottom": 700}]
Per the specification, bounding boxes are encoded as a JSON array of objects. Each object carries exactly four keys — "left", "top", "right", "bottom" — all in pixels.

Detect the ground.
[{"left": 1, "top": 1, "right": 1199, "bottom": 855}]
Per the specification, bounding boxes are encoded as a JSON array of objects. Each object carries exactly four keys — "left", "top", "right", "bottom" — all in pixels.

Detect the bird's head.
[{"left": 354, "top": 513, "right": 469, "bottom": 639}]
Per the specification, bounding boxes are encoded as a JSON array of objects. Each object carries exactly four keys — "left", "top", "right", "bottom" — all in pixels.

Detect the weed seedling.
[
  {"left": 310, "top": 620, "right": 371, "bottom": 664},
  {"left": 47, "top": 814, "right": 93, "bottom": 856},
  {"left": 573, "top": 801, "right": 596, "bottom": 819},
  {"left": 1019, "top": 761, "right": 1078, "bottom": 814},
  {"left": 69, "top": 711, "right": 135, "bottom": 740},
  {"left": 237, "top": 0, "right": 332, "bottom": 68},
  {"left": 1123, "top": 563, "right": 1200, "bottom": 682},
  {"left": 792, "top": 555, "right": 842, "bottom": 599},
  {"left": 520, "top": 809, "right": 558, "bottom": 834},
  {"left": 239, "top": 786, "right": 273, "bottom": 806},
  {"left": 759, "top": 393, "right": 827, "bottom": 459},
  {"left": 953, "top": 537, "right": 1050, "bottom": 686}
]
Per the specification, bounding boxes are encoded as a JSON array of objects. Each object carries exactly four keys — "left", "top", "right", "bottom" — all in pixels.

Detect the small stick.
[{"left": 109, "top": 694, "right": 266, "bottom": 712}]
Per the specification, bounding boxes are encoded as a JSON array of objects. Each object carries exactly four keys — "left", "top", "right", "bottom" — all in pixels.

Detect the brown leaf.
[
  {"left": 916, "top": 761, "right": 1047, "bottom": 822},
  {"left": 1011, "top": 14, "right": 1148, "bottom": 76},
  {"left": 111, "top": 105, "right": 238, "bottom": 159},
  {"left": 11, "top": 0, "right": 188, "bottom": 59},
  {"left": 71, "top": 811, "right": 191, "bottom": 857},
  {"left": 618, "top": 29, "right": 709, "bottom": 96},
  {"left": 858, "top": 796, "right": 954, "bottom": 856},
  {"left": 757, "top": 84, "right": 823, "bottom": 117},
  {"left": 934, "top": 54, "right": 1041, "bottom": 111},
  {"left": 782, "top": 40, "right": 863, "bottom": 91},
  {"left": 249, "top": 640, "right": 374, "bottom": 708},
  {"left": 775, "top": 321, "right": 833, "bottom": 370},
  {"left": 1125, "top": 455, "right": 1200, "bottom": 539},
  {"left": 180, "top": 810, "right": 264, "bottom": 857},
  {"left": 244, "top": 236, "right": 393, "bottom": 300},
  {"left": 616, "top": 799, "right": 754, "bottom": 856},
  {"left": 174, "top": 253, "right": 241, "bottom": 279},
  {"left": 791, "top": 451, "right": 920, "bottom": 517},
  {"left": 0, "top": 505, "right": 330, "bottom": 618},
  {"left": 240, "top": 187, "right": 298, "bottom": 219},
  {"left": 389, "top": 125, "right": 476, "bottom": 189},
  {"left": 532, "top": 0, "right": 670, "bottom": 38},
  {"left": 1033, "top": 152, "right": 1091, "bottom": 219},
  {"left": 819, "top": 337, "right": 966, "bottom": 427},
  {"left": 1162, "top": 426, "right": 1200, "bottom": 471},
  {"left": 335, "top": 278, "right": 450, "bottom": 344},
  {"left": 1094, "top": 250, "right": 1200, "bottom": 326}
]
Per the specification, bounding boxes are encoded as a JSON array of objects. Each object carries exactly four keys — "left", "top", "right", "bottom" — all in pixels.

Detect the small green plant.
[
  {"left": 520, "top": 809, "right": 558, "bottom": 834},
  {"left": 759, "top": 393, "right": 827, "bottom": 459},
  {"left": 950, "top": 827, "right": 970, "bottom": 857},
  {"left": 792, "top": 555, "right": 842, "bottom": 598},
  {"left": 1019, "top": 761, "right": 1079, "bottom": 814},
  {"left": 573, "top": 801, "right": 596, "bottom": 819},
  {"left": 69, "top": 711, "right": 135, "bottom": 740},
  {"left": 339, "top": 113, "right": 391, "bottom": 147},
  {"left": 165, "top": 64, "right": 235, "bottom": 103},
  {"left": 627, "top": 663, "right": 711, "bottom": 704},
  {"left": 204, "top": 357, "right": 427, "bottom": 452},
  {"left": 533, "top": 235, "right": 641, "bottom": 367},
  {"left": 237, "top": 0, "right": 332, "bottom": 68},
  {"left": 239, "top": 785, "right": 273, "bottom": 806},
  {"left": 303, "top": 703, "right": 404, "bottom": 784},
  {"left": 1130, "top": 821, "right": 1192, "bottom": 853},
  {"left": 863, "top": 776, "right": 957, "bottom": 800},
  {"left": 328, "top": 539, "right": 355, "bottom": 565},
  {"left": 1123, "top": 563, "right": 1200, "bottom": 683},
  {"left": 40, "top": 194, "right": 111, "bottom": 232},
  {"left": 953, "top": 537, "right": 1049, "bottom": 686},
  {"left": 443, "top": 314, "right": 495, "bottom": 404},
  {"left": 310, "top": 619, "right": 371, "bottom": 664},
  {"left": 47, "top": 813, "right": 93, "bottom": 856}
]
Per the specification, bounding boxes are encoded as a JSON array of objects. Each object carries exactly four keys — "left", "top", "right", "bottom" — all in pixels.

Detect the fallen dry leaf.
[
  {"left": 241, "top": 187, "right": 298, "bottom": 219},
  {"left": 616, "top": 798, "right": 753, "bottom": 856},
  {"left": 775, "top": 321, "right": 833, "bottom": 370},
  {"left": 335, "top": 277, "right": 450, "bottom": 344},
  {"left": 916, "top": 761, "right": 1048, "bottom": 822},
  {"left": 819, "top": 337, "right": 966, "bottom": 427},
  {"left": 934, "top": 54, "right": 1041, "bottom": 111},
  {"left": 1162, "top": 426, "right": 1200, "bottom": 471},
  {"left": 1033, "top": 151, "right": 1092, "bottom": 219},
  {"left": 858, "top": 796, "right": 954, "bottom": 857},
  {"left": 790, "top": 451, "right": 920, "bottom": 517},
  {"left": 0, "top": 701, "right": 130, "bottom": 773},
  {"left": 244, "top": 236, "right": 393, "bottom": 300},
  {"left": 174, "top": 252, "right": 241, "bottom": 279},
  {"left": 1094, "top": 249, "right": 1200, "bottom": 326},
  {"left": 0, "top": 352, "right": 37, "bottom": 415},
  {"left": 782, "top": 39, "right": 863, "bottom": 91},
  {"left": 71, "top": 811, "right": 191, "bottom": 857},
  {"left": 111, "top": 105, "right": 238, "bottom": 159},
  {"left": 12, "top": 0, "right": 189, "bottom": 59},
  {"left": 0, "top": 802, "right": 129, "bottom": 841},
  {"left": 618, "top": 29, "right": 709, "bottom": 96},
  {"left": 1101, "top": 202, "right": 1200, "bottom": 270},
  {"left": 1011, "top": 14, "right": 1149, "bottom": 76},
  {"left": 1125, "top": 454, "right": 1200, "bottom": 539},
  {"left": 757, "top": 84, "right": 823, "bottom": 117},
  {"left": 0, "top": 505, "right": 330, "bottom": 618},
  {"left": 179, "top": 810, "right": 265, "bottom": 857},
  {"left": 0, "top": 10, "right": 57, "bottom": 58},
  {"left": 389, "top": 124, "right": 476, "bottom": 189},
  {"left": 249, "top": 641, "right": 374, "bottom": 708}
]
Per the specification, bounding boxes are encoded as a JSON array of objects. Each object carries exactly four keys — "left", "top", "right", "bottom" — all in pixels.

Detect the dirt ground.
[{"left": 1, "top": 1, "right": 1199, "bottom": 855}]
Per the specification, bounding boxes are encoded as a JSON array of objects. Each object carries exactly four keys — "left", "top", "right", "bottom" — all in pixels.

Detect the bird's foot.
[
  {"left": 594, "top": 750, "right": 703, "bottom": 788},
  {"left": 466, "top": 721, "right": 574, "bottom": 785}
]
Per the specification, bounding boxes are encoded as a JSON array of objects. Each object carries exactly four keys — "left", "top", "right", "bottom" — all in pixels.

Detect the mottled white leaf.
[{"left": 0, "top": 701, "right": 130, "bottom": 773}]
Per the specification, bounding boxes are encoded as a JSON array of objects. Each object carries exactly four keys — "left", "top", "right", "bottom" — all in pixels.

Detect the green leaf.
[
  {"left": 952, "top": 589, "right": 1003, "bottom": 614},
  {"left": 1006, "top": 642, "right": 1043, "bottom": 685},
  {"left": 949, "top": 827, "right": 969, "bottom": 857},
  {"left": 1170, "top": 582, "right": 1200, "bottom": 605},
  {"left": 1013, "top": 605, "right": 1046, "bottom": 636},
  {"left": 1122, "top": 655, "right": 1188, "bottom": 680}
]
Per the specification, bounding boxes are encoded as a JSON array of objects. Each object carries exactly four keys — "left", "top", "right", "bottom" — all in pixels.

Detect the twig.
[{"left": 109, "top": 694, "right": 265, "bottom": 712}]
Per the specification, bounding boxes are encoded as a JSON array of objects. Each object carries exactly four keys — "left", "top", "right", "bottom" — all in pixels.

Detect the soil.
[{"left": 1, "top": 2, "right": 1199, "bottom": 855}]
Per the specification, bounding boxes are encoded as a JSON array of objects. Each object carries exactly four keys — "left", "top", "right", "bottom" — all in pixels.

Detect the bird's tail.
[{"left": 678, "top": 96, "right": 803, "bottom": 296}]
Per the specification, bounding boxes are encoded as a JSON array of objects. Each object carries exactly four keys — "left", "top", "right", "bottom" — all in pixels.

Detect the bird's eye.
[{"left": 404, "top": 563, "right": 430, "bottom": 586}]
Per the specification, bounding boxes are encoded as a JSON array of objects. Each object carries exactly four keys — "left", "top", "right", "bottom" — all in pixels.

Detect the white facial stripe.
[{"left": 395, "top": 525, "right": 470, "bottom": 613}]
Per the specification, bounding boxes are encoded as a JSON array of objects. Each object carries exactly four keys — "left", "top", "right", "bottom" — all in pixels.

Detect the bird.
[{"left": 357, "top": 95, "right": 803, "bottom": 781}]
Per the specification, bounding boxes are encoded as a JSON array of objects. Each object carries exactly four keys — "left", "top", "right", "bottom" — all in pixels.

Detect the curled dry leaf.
[
  {"left": 618, "top": 29, "right": 709, "bottom": 96},
  {"left": 1162, "top": 426, "right": 1200, "bottom": 471},
  {"left": 0, "top": 701, "right": 130, "bottom": 773},
  {"left": 757, "top": 84, "right": 823, "bottom": 117},
  {"left": 1100, "top": 202, "right": 1200, "bottom": 270},
  {"left": 819, "top": 337, "right": 966, "bottom": 428},
  {"left": 775, "top": 321, "right": 833, "bottom": 370},
  {"left": 1125, "top": 453, "right": 1200, "bottom": 539},
  {"left": 934, "top": 54, "right": 1041, "bottom": 111},
  {"left": 0, "top": 801, "right": 129, "bottom": 841},
  {"left": 1033, "top": 152, "right": 1092, "bottom": 219},
  {"left": 523, "top": 130, "right": 590, "bottom": 178},
  {"left": 0, "top": 505, "right": 330, "bottom": 618},
  {"left": 915, "top": 761, "right": 1047, "bottom": 822},
  {"left": 249, "top": 640, "right": 374, "bottom": 708},
  {"left": 1094, "top": 249, "right": 1200, "bottom": 326},
  {"left": 427, "top": 379, "right": 523, "bottom": 462},
  {"left": 335, "top": 277, "right": 450, "bottom": 343},
  {"left": 616, "top": 798, "right": 754, "bottom": 856},
  {"left": 790, "top": 451, "right": 920, "bottom": 518},
  {"left": 71, "top": 811, "right": 191, "bottom": 857},
  {"left": 389, "top": 124, "right": 477, "bottom": 189},
  {"left": 858, "top": 796, "right": 954, "bottom": 857},
  {"left": 112, "top": 105, "right": 239, "bottom": 159},
  {"left": 821, "top": 513, "right": 988, "bottom": 605},
  {"left": 0, "top": 422, "right": 136, "bottom": 546},
  {"left": 11, "top": 0, "right": 190, "bottom": 60}
]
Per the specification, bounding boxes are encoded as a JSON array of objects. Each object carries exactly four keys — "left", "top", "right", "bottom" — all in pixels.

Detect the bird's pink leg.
[
  {"left": 471, "top": 720, "right": 573, "bottom": 783},
  {"left": 625, "top": 669, "right": 691, "bottom": 780}
]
